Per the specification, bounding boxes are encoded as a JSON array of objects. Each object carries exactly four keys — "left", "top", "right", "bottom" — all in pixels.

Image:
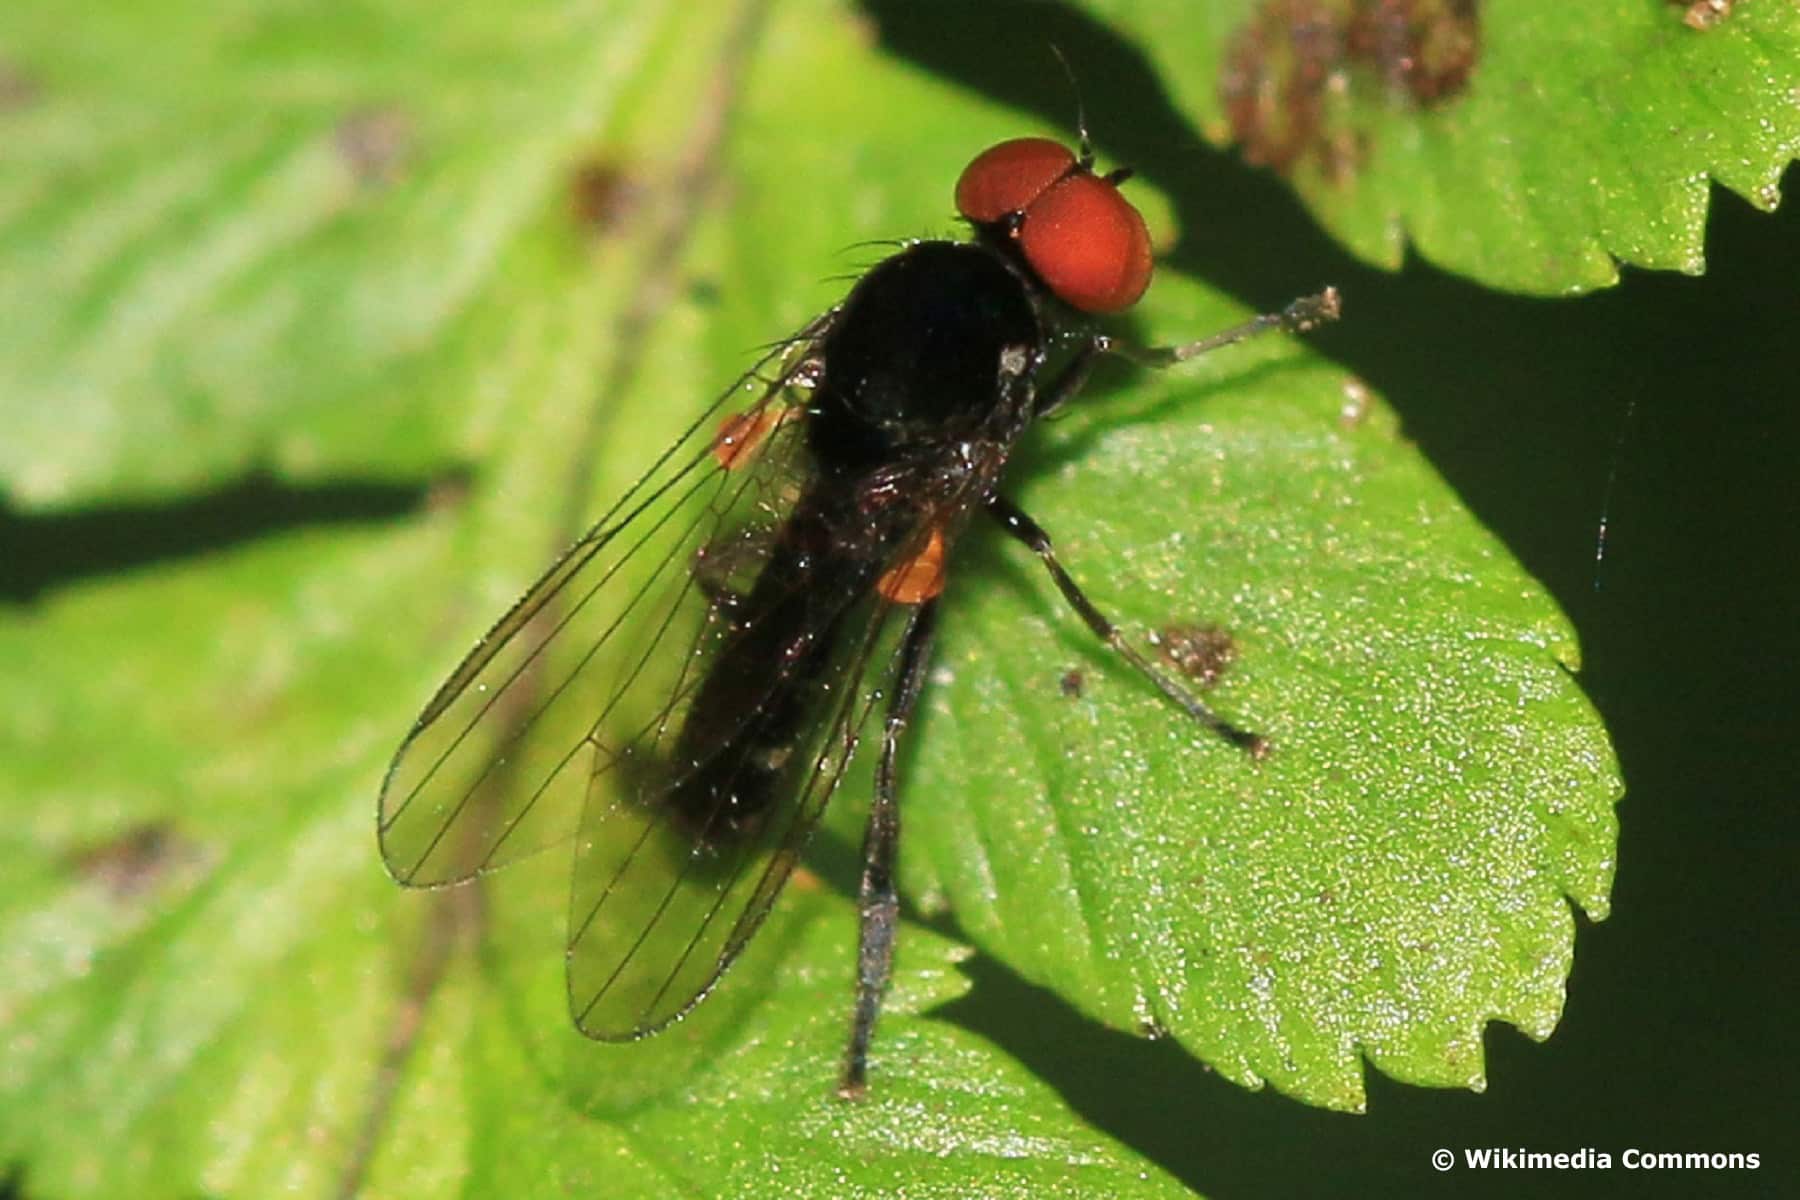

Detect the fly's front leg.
[
  {"left": 1032, "top": 288, "right": 1340, "bottom": 420},
  {"left": 1109, "top": 287, "right": 1341, "bottom": 368},
  {"left": 1031, "top": 337, "right": 1104, "bottom": 419},
  {"left": 986, "top": 494, "right": 1268, "bottom": 758},
  {"left": 838, "top": 597, "right": 940, "bottom": 1099}
]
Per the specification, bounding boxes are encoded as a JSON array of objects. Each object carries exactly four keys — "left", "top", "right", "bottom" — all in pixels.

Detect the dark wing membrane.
[
  {"left": 566, "top": 584, "right": 920, "bottom": 1039},
  {"left": 377, "top": 320, "right": 830, "bottom": 888}
]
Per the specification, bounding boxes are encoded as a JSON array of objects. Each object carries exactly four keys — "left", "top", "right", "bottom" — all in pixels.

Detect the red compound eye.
[
  {"left": 956, "top": 138, "right": 1154, "bottom": 315},
  {"left": 954, "top": 137, "right": 1076, "bottom": 225},
  {"left": 1018, "top": 172, "right": 1153, "bottom": 314}
]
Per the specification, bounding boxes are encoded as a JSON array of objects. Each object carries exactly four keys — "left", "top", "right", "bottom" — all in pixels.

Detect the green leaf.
[
  {"left": 1091, "top": 0, "right": 1800, "bottom": 294},
  {"left": 1, "top": 0, "right": 1624, "bottom": 1193},
  {"left": 367, "top": 883, "right": 1192, "bottom": 1199},
  {"left": 899, "top": 271, "right": 1619, "bottom": 1111}
]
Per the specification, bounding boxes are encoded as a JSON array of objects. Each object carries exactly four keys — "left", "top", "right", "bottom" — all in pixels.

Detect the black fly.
[{"left": 378, "top": 132, "right": 1338, "bottom": 1097}]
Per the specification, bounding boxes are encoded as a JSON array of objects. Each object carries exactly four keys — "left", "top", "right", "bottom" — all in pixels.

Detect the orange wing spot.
[
  {"left": 712, "top": 405, "right": 792, "bottom": 470},
  {"left": 877, "top": 527, "right": 947, "bottom": 605}
]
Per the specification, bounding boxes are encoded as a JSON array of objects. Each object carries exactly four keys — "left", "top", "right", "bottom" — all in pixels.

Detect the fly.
[{"left": 378, "top": 130, "right": 1339, "bottom": 1097}]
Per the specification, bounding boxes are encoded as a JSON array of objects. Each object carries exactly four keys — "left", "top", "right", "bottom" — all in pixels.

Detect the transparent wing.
[
  {"left": 562, "top": 463, "right": 983, "bottom": 1038},
  {"left": 378, "top": 319, "right": 831, "bottom": 887},
  {"left": 566, "top": 585, "right": 920, "bottom": 1038}
]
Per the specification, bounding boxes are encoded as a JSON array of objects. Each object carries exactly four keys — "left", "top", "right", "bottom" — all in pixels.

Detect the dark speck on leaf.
[{"left": 335, "top": 106, "right": 414, "bottom": 187}]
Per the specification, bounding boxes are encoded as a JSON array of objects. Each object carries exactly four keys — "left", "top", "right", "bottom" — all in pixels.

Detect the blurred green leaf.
[
  {"left": 0, "top": 0, "right": 742, "bottom": 506},
  {"left": 1093, "top": 0, "right": 1800, "bottom": 294}
]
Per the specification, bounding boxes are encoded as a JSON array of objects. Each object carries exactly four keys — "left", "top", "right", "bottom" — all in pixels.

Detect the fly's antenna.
[{"left": 1046, "top": 42, "right": 1094, "bottom": 168}]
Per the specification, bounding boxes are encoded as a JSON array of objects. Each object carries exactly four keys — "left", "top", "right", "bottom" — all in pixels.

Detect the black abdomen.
[{"left": 668, "top": 494, "right": 899, "bottom": 841}]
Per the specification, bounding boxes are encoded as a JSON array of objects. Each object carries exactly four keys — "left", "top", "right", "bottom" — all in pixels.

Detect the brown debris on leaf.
[
  {"left": 569, "top": 157, "right": 647, "bottom": 236},
  {"left": 1670, "top": 0, "right": 1738, "bottom": 30},
  {"left": 1221, "top": 0, "right": 1482, "bottom": 182},
  {"left": 1152, "top": 623, "right": 1239, "bottom": 690},
  {"left": 66, "top": 822, "right": 199, "bottom": 902},
  {"left": 335, "top": 105, "right": 414, "bottom": 188}
]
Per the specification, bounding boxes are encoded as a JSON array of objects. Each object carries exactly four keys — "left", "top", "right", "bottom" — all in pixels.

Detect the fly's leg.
[
  {"left": 1111, "top": 286, "right": 1340, "bottom": 368},
  {"left": 1033, "top": 287, "right": 1341, "bottom": 419},
  {"left": 837, "top": 598, "right": 939, "bottom": 1099},
  {"left": 1013, "top": 290, "right": 1339, "bottom": 731},
  {"left": 1030, "top": 338, "right": 1104, "bottom": 419},
  {"left": 986, "top": 495, "right": 1268, "bottom": 758}
]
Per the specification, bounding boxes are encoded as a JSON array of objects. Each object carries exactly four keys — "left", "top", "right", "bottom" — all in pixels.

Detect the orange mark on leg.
[
  {"left": 877, "top": 527, "right": 947, "bottom": 605},
  {"left": 712, "top": 405, "right": 792, "bottom": 470}
]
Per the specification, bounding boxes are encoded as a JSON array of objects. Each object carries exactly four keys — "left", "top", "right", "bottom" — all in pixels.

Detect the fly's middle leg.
[{"left": 985, "top": 494, "right": 1268, "bottom": 758}]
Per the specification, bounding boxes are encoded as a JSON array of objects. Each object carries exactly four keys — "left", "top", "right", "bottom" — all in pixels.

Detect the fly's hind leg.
[{"left": 837, "top": 597, "right": 939, "bottom": 1099}]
